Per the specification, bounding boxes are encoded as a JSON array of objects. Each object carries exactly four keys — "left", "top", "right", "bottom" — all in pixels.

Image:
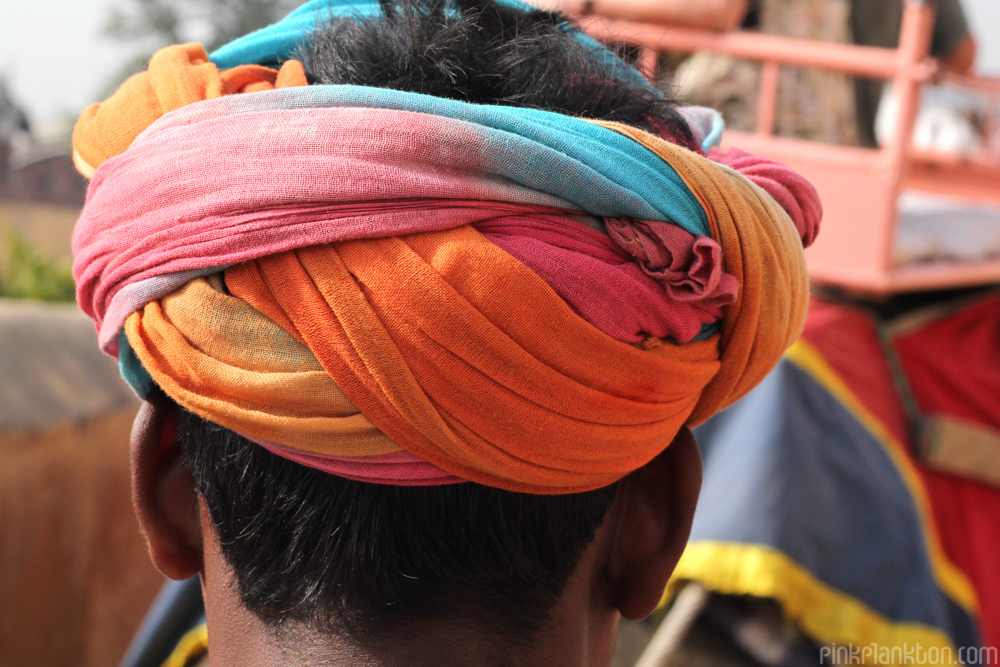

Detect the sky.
[
  {"left": 1, "top": 0, "right": 126, "bottom": 129},
  {"left": 3, "top": 0, "right": 1000, "bottom": 127}
]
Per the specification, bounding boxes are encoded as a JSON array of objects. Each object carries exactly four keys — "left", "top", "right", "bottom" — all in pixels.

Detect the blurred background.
[
  {"left": 2, "top": 1, "right": 1000, "bottom": 667},
  {"left": 1, "top": 4, "right": 307, "bottom": 666}
]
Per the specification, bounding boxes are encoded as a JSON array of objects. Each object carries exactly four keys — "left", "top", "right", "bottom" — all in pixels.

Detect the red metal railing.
[{"left": 574, "top": 0, "right": 1000, "bottom": 293}]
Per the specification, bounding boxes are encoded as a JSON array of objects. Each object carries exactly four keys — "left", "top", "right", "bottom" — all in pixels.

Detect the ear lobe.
[
  {"left": 605, "top": 427, "right": 702, "bottom": 620},
  {"left": 131, "top": 391, "right": 204, "bottom": 580}
]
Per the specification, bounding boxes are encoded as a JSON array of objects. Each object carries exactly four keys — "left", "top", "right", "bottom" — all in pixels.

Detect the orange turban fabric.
[
  {"left": 72, "top": 43, "right": 812, "bottom": 494},
  {"left": 72, "top": 43, "right": 306, "bottom": 179}
]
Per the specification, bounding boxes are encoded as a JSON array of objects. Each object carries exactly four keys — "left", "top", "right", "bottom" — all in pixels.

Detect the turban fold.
[
  {"left": 72, "top": 43, "right": 307, "bottom": 179},
  {"left": 71, "top": 4, "right": 818, "bottom": 493}
]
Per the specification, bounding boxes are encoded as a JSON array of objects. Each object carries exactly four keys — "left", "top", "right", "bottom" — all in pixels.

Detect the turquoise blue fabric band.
[
  {"left": 209, "top": 0, "right": 652, "bottom": 91},
  {"left": 172, "top": 84, "right": 712, "bottom": 235}
]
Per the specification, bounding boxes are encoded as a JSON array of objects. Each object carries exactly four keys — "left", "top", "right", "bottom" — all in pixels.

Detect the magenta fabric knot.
[
  {"left": 606, "top": 216, "right": 739, "bottom": 310},
  {"left": 707, "top": 146, "right": 822, "bottom": 248}
]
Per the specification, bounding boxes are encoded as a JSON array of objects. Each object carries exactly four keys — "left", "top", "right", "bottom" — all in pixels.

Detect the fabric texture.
[
  {"left": 679, "top": 293, "right": 1000, "bottom": 654},
  {"left": 72, "top": 43, "right": 306, "bottom": 178},
  {"left": 686, "top": 343, "right": 979, "bottom": 655},
  {"left": 71, "top": 4, "right": 817, "bottom": 493},
  {"left": 677, "top": 106, "right": 726, "bottom": 151},
  {"left": 708, "top": 146, "right": 822, "bottom": 247},
  {"left": 75, "top": 83, "right": 757, "bottom": 354}
]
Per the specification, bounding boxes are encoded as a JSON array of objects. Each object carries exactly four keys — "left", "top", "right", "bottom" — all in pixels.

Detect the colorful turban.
[{"left": 71, "top": 0, "right": 819, "bottom": 494}]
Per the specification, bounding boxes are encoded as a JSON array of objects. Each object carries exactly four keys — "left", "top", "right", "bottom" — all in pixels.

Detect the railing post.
[
  {"left": 756, "top": 61, "right": 781, "bottom": 136},
  {"left": 879, "top": 0, "right": 936, "bottom": 270},
  {"left": 886, "top": 0, "right": 936, "bottom": 162}
]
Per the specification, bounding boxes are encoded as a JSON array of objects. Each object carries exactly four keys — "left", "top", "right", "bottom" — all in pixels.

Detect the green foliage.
[{"left": 0, "top": 231, "right": 76, "bottom": 303}]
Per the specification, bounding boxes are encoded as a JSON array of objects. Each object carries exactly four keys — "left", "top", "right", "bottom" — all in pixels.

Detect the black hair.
[
  {"left": 182, "top": 0, "right": 693, "bottom": 645},
  {"left": 297, "top": 0, "right": 697, "bottom": 148},
  {"left": 182, "top": 409, "right": 619, "bottom": 641}
]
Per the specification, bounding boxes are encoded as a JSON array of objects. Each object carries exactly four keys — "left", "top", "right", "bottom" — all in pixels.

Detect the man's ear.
[
  {"left": 605, "top": 426, "right": 702, "bottom": 620},
  {"left": 131, "top": 390, "right": 203, "bottom": 580}
]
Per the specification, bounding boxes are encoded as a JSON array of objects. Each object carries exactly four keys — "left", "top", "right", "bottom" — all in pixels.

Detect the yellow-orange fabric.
[
  {"left": 592, "top": 122, "right": 809, "bottom": 423},
  {"left": 72, "top": 43, "right": 306, "bottom": 178},
  {"left": 74, "top": 43, "right": 809, "bottom": 493},
  {"left": 122, "top": 132, "right": 807, "bottom": 493}
]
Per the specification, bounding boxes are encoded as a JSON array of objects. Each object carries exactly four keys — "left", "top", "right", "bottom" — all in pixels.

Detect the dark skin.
[{"left": 131, "top": 392, "right": 703, "bottom": 667}]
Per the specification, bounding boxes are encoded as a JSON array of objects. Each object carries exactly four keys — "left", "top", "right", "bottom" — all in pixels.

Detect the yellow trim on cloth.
[
  {"left": 161, "top": 624, "right": 208, "bottom": 667},
  {"left": 784, "top": 339, "right": 977, "bottom": 615},
  {"left": 657, "top": 339, "right": 979, "bottom": 663},
  {"left": 667, "top": 542, "right": 960, "bottom": 665}
]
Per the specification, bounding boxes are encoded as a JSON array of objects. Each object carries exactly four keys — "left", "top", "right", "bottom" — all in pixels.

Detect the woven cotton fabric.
[{"left": 71, "top": 5, "right": 819, "bottom": 493}]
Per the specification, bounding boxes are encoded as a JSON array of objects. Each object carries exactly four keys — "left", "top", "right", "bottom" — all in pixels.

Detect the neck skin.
[{"left": 198, "top": 500, "right": 622, "bottom": 667}]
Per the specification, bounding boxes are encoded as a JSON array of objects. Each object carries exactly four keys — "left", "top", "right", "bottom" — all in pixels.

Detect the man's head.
[
  {"left": 133, "top": 392, "right": 702, "bottom": 665},
  {"left": 129, "top": 2, "right": 702, "bottom": 660},
  {"left": 71, "top": 0, "right": 814, "bottom": 663}
]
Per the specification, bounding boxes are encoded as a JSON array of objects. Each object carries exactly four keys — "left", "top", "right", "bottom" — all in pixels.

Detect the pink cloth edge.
[
  {"left": 707, "top": 146, "right": 822, "bottom": 248},
  {"left": 247, "top": 434, "right": 467, "bottom": 486}
]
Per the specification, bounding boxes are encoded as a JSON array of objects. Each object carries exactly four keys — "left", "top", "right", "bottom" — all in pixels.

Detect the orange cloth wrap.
[
  {"left": 122, "top": 132, "right": 807, "bottom": 494},
  {"left": 72, "top": 44, "right": 306, "bottom": 178},
  {"left": 591, "top": 123, "right": 810, "bottom": 423},
  {"left": 79, "top": 43, "right": 808, "bottom": 493}
]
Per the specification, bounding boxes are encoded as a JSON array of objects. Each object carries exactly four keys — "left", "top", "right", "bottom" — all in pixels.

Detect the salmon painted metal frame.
[{"left": 577, "top": 0, "right": 1000, "bottom": 294}]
